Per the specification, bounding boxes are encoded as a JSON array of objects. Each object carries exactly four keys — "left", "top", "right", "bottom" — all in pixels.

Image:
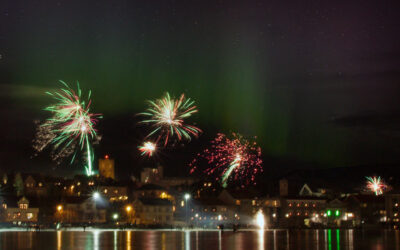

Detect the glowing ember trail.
[{"left": 190, "top": 132, "right": 263, "bottom": 188}]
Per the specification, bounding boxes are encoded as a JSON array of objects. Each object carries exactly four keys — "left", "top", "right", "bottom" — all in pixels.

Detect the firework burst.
[
  {"left": 139, "top": 92, "right": 201, "bottom": 146},
  {"left": 366, "top": 176, "right": 386, "bottom": 196},
  {"left": 138, "top": 141, "right": 157, "bottom": 157},
  {"left": 34, "top": 80, "right": 101, "bottom": 176},
  {"left": 189, "top": 133, "right": 263, "bottom": 188}
]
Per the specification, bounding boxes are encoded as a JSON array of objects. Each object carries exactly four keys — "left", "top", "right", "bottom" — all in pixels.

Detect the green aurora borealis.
[{"left": 1, "top": 1, "right": 400, "bottom": 174}]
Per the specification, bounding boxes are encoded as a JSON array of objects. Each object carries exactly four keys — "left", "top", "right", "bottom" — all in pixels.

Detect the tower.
[
  {"left": 279, "top": 179, "right": 288, "bottom": 197},
  {"left": 99, "top": 155, "right": 115, "bottom": 180}
]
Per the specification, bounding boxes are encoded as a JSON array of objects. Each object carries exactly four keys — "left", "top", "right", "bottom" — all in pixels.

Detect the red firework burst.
[{"left": 189, "top": 132, "right": 263, "bottom": 188}]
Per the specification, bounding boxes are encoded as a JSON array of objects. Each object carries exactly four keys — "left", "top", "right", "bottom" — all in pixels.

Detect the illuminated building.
[
  {"left": 99, "top": 155, "right": 115, "bottom": 180},
  {"left": 140, "top": 166, "right": 163, "bottom": 184}
]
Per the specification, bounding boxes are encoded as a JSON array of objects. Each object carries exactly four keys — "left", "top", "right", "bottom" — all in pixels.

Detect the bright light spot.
[
  {"left": 113, "top": 213, "right": 119, "bottom": 220},
  {"left": 184, "top": 193, "right": 191, "bottom": 200},
  {"left": 255, "top": 210, "right": 265, "bottom": 229},
  {"left": 93, "top": 192, "right": 100, "bottom": 200}
]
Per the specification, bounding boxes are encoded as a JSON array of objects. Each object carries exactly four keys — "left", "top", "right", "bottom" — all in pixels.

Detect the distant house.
[
  {"left": 57, "top": 197, "right": 106, "bottom": 224},
  {"left": 140, "top": 166, "right": 164, "bottom": 184},
  {"left": 385, "top": 190, "right": 400, "bottom": 228},
  {"left": 190, "top": 197, "right": 237, "bottom": 226},
  {"left": 2, "top": 196, "right": 39, "bottom": 224},
  {"left": 24, "top": 175, "right": 47, "bottom": 197},
  {"left": 133, "top": 198, "right": 174, "bottom": 225},
  {"left": 133, "top": 184, "right": 173, "bottom": 200},
  {"left": 218, "top": 189, "right": 261, "bottom": 224},
  {"left": 344, "top": 194, "right": 385, "bottom": 225},
  {"left": 99, "top": 185, "right": 128, "bottom": 202}
]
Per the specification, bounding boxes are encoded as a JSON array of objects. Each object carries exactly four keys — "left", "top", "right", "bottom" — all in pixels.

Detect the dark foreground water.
[{"left": 0, "top": 229, "right": 399, "bottom": 250}]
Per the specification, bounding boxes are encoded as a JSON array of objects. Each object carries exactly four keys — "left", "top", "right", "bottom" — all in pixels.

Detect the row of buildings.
[{"left": 0, "top": 156, "right": 399, "bottom": 229}]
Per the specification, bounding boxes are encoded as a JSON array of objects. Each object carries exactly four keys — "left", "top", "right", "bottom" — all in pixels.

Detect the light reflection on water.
[{"left": 0, "top": 229, "right": 398, "bottom": 250}]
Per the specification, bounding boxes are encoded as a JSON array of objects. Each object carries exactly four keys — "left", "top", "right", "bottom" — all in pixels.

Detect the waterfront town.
[{"left": 0, "top": 155, "right": 399, "bottom": 230}]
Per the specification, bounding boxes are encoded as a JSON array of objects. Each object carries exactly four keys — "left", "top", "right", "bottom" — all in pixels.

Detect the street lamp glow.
[
  {"left": 126, "top": 205, "right": 132, "bottom": 212},
  {"left": 113, "top": 213, "right": 119, "bottom": 220},
  {"left": 184, "top": 193, "right": 191, "bottom": 200},
  {"left": 93, "top": 192, "right": 100, "bottom": 200},
  {"left": 57, "top": 205, "right": 63, "bottom": 212}
]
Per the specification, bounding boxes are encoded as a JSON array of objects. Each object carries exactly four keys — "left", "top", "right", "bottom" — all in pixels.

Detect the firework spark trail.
[
  {"left": 33, "top": 80, "right": 101, "bottom": 176},
  {"left": 138, "top": 141, "right": 157, "bottom": 157},
  {"left": 139, "top": 92, "right": 201, "bottom": 146},
  {"left": 366, "top": 176, "right": 386, "bottom": 196},
  {"left": 190, "top": 133, "right": 263, "bottom": 188},
  {"left": 221, "top": 154, "right": 242, "bottom": 188}
]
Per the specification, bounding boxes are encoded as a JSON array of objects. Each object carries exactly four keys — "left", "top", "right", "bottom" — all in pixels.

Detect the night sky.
[{"left": 1, "top": 1, "right": 400, "bottom": 179}]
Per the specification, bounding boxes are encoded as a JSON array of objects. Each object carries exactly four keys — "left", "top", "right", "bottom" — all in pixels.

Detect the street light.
[
  {"left": 93, "top": 192, "right": 100, "bottom": 200},
  {"left": 57, "top": 205, "right": 63, "bottom": 212},
  {"left": 126, "top": 205, "right": 132, "bottom": 224},
  {"left": 184, "top": 193, "right": 191, "bottom": 227},
  {"left": 184, "top": 193, "right": 191, "bottom": 201},
  {"left": 113, "top": 213, "right": 119, "bottom": 220},
  {"left": 57, "top": 205, "right": 63, "bottom": 223}
]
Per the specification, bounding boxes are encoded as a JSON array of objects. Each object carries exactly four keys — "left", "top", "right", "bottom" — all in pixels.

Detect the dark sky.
[{"left": 1, "top": 0, "right": 400, "bottom": 178}]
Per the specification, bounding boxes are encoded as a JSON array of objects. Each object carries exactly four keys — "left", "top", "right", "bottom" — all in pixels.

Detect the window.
[
  {"left": 19, "top": 204, "right": 28, "bottom": 209},
  {"left": 27, "top": 213, "right": 33, "bottom": 219}
]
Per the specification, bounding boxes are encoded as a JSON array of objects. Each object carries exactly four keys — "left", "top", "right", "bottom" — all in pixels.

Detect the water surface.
[{"left": 0, "top": 229, "right": 399, "bottom": 250}]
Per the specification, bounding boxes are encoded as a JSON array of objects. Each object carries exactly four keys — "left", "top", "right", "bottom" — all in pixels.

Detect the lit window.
[
  {"left": 27, "top": 213, "right": 33, "bottom": 219},
  {"left": 19, "top": 204, "right": 28, "bottom": 209}
]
